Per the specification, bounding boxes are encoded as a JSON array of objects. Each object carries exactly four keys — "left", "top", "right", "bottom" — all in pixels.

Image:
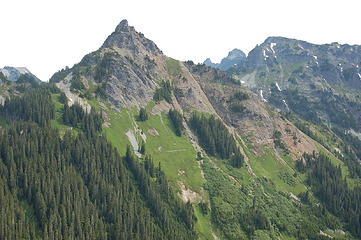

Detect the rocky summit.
[{"left": 204, "top": 48, "right": 246, "bottom": 71}]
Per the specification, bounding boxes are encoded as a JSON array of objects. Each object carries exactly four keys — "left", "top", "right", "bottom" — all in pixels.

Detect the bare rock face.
[
  {"left": 50, "top": 19, "right": 170, "bottom": 109},
  {"left": 102, "top": 19, "right": 163, "bottom": 59}
]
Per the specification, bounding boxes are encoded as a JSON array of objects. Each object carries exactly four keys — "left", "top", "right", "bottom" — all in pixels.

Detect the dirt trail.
[{"left": 166, "top": 149, "right": 187, "bottom": 153}]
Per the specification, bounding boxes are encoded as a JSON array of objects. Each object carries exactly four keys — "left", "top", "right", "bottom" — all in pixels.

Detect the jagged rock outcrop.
[
  {"left": 102, "top": 19, "right": 163, "bottom": 58},
  {"left": 203, "top": 48, "right": 246, "bottom": 71}
]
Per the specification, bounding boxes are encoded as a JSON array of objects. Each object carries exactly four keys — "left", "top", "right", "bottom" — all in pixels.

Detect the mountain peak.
[
  {"left": 0, "top": 66, "right": 41, "bottom": 82},
  {"left": 226, "top": 48, "right": 246, "bottom": 59},
  {"left": 203, "top": 58, "right": 217, "bottom": 68},
  {"left": 115, "top": 19, "right": 130, "bottom": 32},
  {"left": 102, "top": 19, "right": 162, "bottom": 56},
  {"left": 203, "top": 48, "right": 246, "bottom": 71}
]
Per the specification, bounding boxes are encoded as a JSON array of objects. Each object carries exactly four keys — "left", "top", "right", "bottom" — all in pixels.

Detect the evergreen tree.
[
  {"left": 168, "top": 109, "right": 184, "bottom": 136},
  {"left": 139, "top": 107, "right": 149, "bottom": 121}
]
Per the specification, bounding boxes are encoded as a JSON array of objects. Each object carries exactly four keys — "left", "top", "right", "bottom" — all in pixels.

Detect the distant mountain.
[
  {"left": 203, "top": 48, "right": 246, "bottom": 71},
  {"left": 229, "top": 36, "right": 361, "bottom": 132},
  {"left": 0, "top": 66, "right": 41, "bottom": 82}
]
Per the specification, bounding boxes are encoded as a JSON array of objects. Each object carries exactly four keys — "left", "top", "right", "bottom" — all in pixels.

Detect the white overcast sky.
[{"left": 1, "top": 0, "right": 360, "bottom": 81}]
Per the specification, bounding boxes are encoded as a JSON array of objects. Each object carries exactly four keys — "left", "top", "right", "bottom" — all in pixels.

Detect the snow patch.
[
  {"left": 270, "top": 43, "right": 277, "bottom": 54},
  {"left": 262, "top": 49, "right": 268, "bottom": 61},
  {"left": 282, "top": 99, "right": 289, "bottom": 110},
  {"left": 240, "top": 80, "right": 245, "bottom": 84},
  {"left": 15, "top": 67, "right": 30, "bottom": 75},
  {"left": 358, "top": 73, "right": 361, "bottom": 79},
  {"left": 275, "top": 82, "right": 282, "bottom": 91},
  {"left": 298, "top": 44, "right": 305, "bottom": 50},
  {"left": 260, "top": 90, "right": 267, "bottom": 102},
  {"left": 312, "top": 55, "right": 319, "bottom": 65},
  {"left": 0, "top": 96, "right": 5, "bottom": 105}
]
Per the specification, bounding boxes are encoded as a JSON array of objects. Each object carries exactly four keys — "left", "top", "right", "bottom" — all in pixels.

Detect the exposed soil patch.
[
  {"left": 56, "top": 74, "right": 91, "bottom": 112},
  {"left": 148, "top": 128, "right": 160, "bottom": 136},
  {"left": 125, "top": 130, "right": 141, "bottom": 157},
  {"left": 151, "top": 100, "right": 172, "bottom": 115},
  {"left": 178, "top": 182, "right": 202, "bottom": 203}
]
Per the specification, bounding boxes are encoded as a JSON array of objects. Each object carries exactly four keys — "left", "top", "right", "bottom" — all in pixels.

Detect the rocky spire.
[
  {"left": 115, "top": 19, "right": 129, "bottom": 32},
  {"left": 102, "top": 19, "right": 162, "bottom": 56}
]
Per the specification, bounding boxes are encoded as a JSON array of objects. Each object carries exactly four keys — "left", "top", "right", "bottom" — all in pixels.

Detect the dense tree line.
[
  {"left": 189, "top": 113, "right": 244, "bottom": 168},
  {"left": 168, "top": 109, "right": 184, "bottom": 136},
  {"left": 0, "top": 86, "right": 55, "bottom": 126},
  {"left": 63, "top": 103, "right": 103, "bottom": 137},
  {"left": 301, "top": 153, "right": 361, "bottom": 238},
  {"left": 0, "top": 85, "right": 197, "bottom": 240},
  {"left": 125, "top": 150, "right": 197, "bottom": 238}
]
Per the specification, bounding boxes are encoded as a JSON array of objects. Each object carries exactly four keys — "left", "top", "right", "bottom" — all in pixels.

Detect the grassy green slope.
[
  {"left": 50, "top": 93, "right": 78, "bottom": 135},
  {"left": 102, "top": 102, "right": 214, "bottom": 239}
]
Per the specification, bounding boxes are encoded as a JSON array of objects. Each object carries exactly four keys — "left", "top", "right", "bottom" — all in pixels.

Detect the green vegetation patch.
[{"left": 166, "top": 58, "right": 182, "bottom": 76}]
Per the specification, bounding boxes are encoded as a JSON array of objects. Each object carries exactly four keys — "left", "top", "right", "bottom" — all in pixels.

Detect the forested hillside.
[{"left": 0, "top": 85, "right": 197, "bottom": 240}]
